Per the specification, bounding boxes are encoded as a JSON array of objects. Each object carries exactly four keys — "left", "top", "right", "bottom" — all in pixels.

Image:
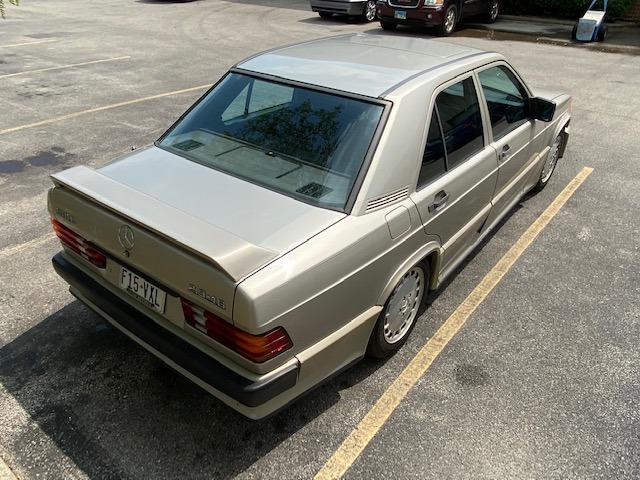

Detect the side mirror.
[{"left": 531, "top": 97, "right": 556, "bottom": 122}]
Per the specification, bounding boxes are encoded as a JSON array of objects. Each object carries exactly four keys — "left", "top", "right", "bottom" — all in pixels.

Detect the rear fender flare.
[{"left": 376, "top": 241, "right": 442, "bottom": 307}]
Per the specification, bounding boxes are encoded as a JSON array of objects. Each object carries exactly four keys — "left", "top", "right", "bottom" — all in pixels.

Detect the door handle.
[
  {"left": 428, "top": 190, "right": 450, "bottom": 213},
  {"left": 500, "top": 144, "right": 512, "bottom": 161}
]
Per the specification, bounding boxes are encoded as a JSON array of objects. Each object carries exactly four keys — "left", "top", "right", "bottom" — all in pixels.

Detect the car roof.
[{"left": 235, "top": 34, "right": 494, "bottom": 98}]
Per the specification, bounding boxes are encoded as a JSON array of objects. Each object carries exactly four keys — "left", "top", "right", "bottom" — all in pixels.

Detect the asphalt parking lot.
[{"left": 1, "top": 1, "right": 639, "bottom": 479}]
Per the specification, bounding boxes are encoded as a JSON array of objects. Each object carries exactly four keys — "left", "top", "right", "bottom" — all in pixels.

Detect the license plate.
[
  {"left": 119, "top": 267, "right": 166, "bottom": 314},
  {"left": 394, "top": 10, "right": 407, "bottom": 19}
]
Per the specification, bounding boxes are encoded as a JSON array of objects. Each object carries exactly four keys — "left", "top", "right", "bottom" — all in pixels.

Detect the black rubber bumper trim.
[{"left": 52, "top": 253, "right": 298, "bottom": 407}]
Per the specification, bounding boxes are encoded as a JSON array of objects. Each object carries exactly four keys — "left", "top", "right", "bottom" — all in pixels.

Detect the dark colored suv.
[{"left": 376, "top": 0, "right": 500, "bottom": 36}]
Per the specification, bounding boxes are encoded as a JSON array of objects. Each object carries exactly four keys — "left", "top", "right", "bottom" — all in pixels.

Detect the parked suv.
[{"left": 377, "top": 0, "right": 500, "bottom": 36}]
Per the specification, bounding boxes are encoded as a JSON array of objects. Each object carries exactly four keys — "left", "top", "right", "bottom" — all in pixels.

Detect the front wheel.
[
  {"left": 533, "top": 133, "right": 563, "bottom": 192},
  {"left": 367, "top": 263, "right": 428, "bottom": 358},
  {"left": 435, "top": 5, "right": 457, "bottom": 36},
  {"left": 361, "top": 0, "right": 377, "bottom": 22},
  {"left": 380, "top": 20, "right": 397, "bottom": 30},
  {"left": 319, "top": 11, "right": 333, "bottom": 19}
]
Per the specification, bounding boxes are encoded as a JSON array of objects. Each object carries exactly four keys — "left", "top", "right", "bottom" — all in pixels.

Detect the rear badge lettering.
[
  {"left": 188, "top": 284, "right": 227, "bottom": 310},
  {"left": 56, "top": 208, "right": 76, "bottom": 225}
]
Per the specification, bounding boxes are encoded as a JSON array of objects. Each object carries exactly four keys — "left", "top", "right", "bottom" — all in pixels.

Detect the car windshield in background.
[{"left": 158, "top": 73, "right": 384, "bottom": 210}]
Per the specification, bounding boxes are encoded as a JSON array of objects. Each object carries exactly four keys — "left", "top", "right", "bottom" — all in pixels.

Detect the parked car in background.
[
  {"left": 310, "top": 0, "right": 378, "bottom": 22},
  {"left": 49, "top": 34, "right": 570, "bottom": 419},
  {"left": 377, "top": 0, "right": 500, "bottom": 35}
]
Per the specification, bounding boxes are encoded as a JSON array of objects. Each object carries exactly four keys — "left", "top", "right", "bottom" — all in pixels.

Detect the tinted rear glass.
[{"left": 158, "top": 73, "right": 384, "bottom": 210}]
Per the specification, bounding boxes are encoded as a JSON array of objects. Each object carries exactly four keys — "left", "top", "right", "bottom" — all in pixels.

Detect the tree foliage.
[
  {"left": 1, "top": 0, "right": 20, "bottom": 19},
  {"left": 502, "top": 0, "right": 633, "bottom": 20}
]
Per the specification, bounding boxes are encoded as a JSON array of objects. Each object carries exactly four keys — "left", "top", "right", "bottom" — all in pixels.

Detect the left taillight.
[
  {"left": 51, "top": 218, "right": 106, "bottom": 269},
  {"left": 181, "top": 298, "right": 293, "bottom": 363}
]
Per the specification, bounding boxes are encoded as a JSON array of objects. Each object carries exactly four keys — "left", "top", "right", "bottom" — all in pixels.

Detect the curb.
[
  {"left": 501, "top": 14, "right": 640, "bottom": 28},
  {"left": 535, "top": 36, "right": 640, "bottom": 54},
  {"left": 0, "top": 458, "right": 17, "bottom": 480},
  {"left": 464, "top": 21, "right": 640, "bottom": 54}
]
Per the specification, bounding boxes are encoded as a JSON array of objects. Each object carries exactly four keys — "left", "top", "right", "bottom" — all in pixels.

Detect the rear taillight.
[
  {"left": 51, "top": 218, "right": 107, "bottom": 269},
  {"left": 181, "top": 298, "right": 293, "bottom": 363}
]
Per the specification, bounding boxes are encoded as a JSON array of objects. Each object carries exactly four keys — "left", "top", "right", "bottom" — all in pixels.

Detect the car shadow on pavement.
[{"left": 0, "top": 301, "right": 385, "bottom": 478}]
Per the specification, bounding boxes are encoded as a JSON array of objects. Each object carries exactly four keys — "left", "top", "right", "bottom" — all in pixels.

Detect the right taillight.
[
  {"left": 51, "top": 218, "right": 106, "bottom": 269},
  {"left": 181, "top": 298, "right": 293, "bottom": 363}
]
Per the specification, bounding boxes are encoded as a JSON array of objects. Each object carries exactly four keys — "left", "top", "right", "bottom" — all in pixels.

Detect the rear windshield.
[{"left": 158, "top": 73, "right": 384, "bottom": 210}]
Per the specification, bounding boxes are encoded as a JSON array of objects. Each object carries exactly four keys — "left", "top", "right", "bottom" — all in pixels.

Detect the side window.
[
  {"left": 418, "top": 108, "right": 446, "bottom": 187},
  {"left": 435, "top": 77, "right": 484, "bottom": 170},
  {"left": 478, "top": 65, "right": 530, "bottom": 140},
  {"left": 419, "top": 77, "right": 484, "bottom": 187}
]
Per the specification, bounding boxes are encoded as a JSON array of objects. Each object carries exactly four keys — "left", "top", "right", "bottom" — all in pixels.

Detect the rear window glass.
[{"left": 158, "top": 73, "right": 384, "bottom": 210}]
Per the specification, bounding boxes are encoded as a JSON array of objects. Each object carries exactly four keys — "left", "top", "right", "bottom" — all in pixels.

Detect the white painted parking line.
[
  {"left": 0, "top": 56, "right": 132, "bottom": 79},
  {"left": 0, "top": 85, "right": 210, "bottom": 135},
  {"left": 314, "top": 167, "right": 595, "bottom": 480},
  {"left": 0, "top": 39, "right": 57, "bottom": 49}
]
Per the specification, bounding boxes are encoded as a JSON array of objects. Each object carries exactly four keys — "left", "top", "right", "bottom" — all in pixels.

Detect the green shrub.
[{"left": 502, "top": 0, "right": 633, "bottom": 20}]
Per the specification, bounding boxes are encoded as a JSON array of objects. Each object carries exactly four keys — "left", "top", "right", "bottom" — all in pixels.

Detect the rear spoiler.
[{"left": 50, "top": 166, "right": 277, "bottom": 282}]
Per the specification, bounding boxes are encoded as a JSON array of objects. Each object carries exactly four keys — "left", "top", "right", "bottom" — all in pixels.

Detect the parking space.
[{"left": 1, "top": 1, "right": 639, "bottom": 479}]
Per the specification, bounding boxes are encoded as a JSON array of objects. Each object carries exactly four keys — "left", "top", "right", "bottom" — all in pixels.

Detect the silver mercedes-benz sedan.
[{"left": 49, "top": 34, "right": 571, "bottom": 419}]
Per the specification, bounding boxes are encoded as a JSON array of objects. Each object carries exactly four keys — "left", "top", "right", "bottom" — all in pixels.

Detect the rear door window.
[{"left": 418, "top": 76, "right": 484, "bottom": 187}]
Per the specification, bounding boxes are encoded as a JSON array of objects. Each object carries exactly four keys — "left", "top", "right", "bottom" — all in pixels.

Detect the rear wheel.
[
  {"left": 533, "top": 133, "right": 562, "bottom": 192},
  {"left": 319, "top": 11, "right": 333, "bottom": 19},
  {"left": 361, "top": 0, "right": 377, "bottom": 22},
  {"left": 597, "top": 24, "right": 608, "bottom": 42},
  {"left": 367, "top": 263, "right": 428, "bottom": 358},
  {"left": 483, "top": 0, "right": 500, "bottom": 23},
  {"left": 435, "top": 5, "right": 457, "bottom": 36}
]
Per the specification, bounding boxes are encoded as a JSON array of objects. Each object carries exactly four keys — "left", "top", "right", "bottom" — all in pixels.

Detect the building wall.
[{"left": 622, "top": 0, "right": 640, "bottom": 20}]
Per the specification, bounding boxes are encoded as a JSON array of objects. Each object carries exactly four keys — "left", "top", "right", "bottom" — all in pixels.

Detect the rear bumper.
[
  {"left": 52, "top": 253, "right": 298, "bottom": 412},
  {"left": 310, "top": 0, "right": 366, "bottom": 16}
]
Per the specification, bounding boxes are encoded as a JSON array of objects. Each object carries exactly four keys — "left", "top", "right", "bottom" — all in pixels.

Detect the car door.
[
  {"left": 412, "top": 75, "right": 498, "bottom": 280},
  {"left": 461, "top": 0, "right": 487, "bottom": 18},
  {"left": 475, "top": 63, "right": 536, "bottom": 228}
]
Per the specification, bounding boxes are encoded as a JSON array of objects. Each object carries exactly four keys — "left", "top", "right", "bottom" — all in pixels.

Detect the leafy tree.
[{"left": 1, "top": 0, "right": 19, "bottom": 19}]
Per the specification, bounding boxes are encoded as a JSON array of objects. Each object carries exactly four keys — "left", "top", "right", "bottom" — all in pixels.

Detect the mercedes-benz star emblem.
[{"left": 118, "top": 225, "right": 135, "bottom": 250}]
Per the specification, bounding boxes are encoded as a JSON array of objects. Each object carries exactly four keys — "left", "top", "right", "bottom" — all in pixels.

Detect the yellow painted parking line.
[
  {"left": 0, "top": 85, "right": 210, "bottom": 135},
  {"left": 0, "top": 233, "right": 56, "bottom": 259},
  {"left": 314, "top": 167, "right": 594, "bottom": 480},
  {"left": 0, "top": 56, "right": 132, "bottom": 79},
  {"left": 0, "top": 456, "right": 17, "bottom": 480},
  {"left": 0, "top": 39, "right": 57, "bottom": 48}
]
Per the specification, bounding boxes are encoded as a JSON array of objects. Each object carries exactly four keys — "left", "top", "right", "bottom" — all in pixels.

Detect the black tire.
[
  {"left": 597, "top": 24, "right": 608, "bottom": 42},
  {"left": 380, "top": 20, "right": 397, "bottom": 30},
  {"left": 361, "top": 0, "right": 377, "bottom": 22},
  {"left": 482, "top": 0, "right": 500, "bottom": 24},
  {"left": 533, "top": 133, "right": 563, "bottom": 192},
  {"left": 318, "top": 11, "right": 333, "bottom": 19},
  {"left": 435, "top": 5, "right": 457, "bottom": 36},
  {"left": 367, "top": 262, "right": 428, "bottom": 359},
  {"left": 571, "top": 23, "right": 578, "bottom": 40}
]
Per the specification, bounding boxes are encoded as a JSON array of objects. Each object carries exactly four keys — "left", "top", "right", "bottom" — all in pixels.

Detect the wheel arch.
[
  {"left": 375, "top": 242, "right": 442, "bottom": 307},
  {"left": 454, "top": 0, "right": 463, "bottom": 16},
  {"left": 552, "top": 113, "right": 571, "bottom": 159}
]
